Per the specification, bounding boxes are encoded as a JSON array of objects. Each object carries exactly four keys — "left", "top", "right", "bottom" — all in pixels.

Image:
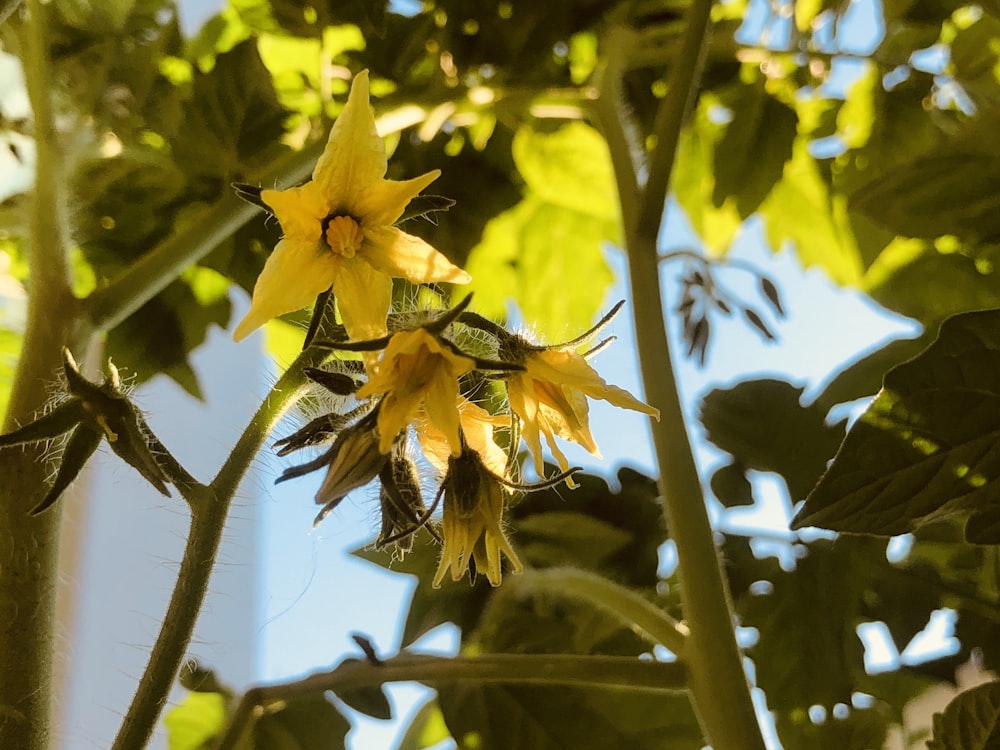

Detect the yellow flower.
[
  {"left": 233, "top": 70, "right": 470, "bottom": 343},
  {"left": 417, "top": 397, "right": 510, "bottom": 478},
  {"left": 507, "top": 347, "right": 659, "bottom": 481},
  {"left": 355, "top": 327, "right": 476, "bottom": 455},
  {"left": 432, "top": 444, "right": 523, "bottom": 588}
]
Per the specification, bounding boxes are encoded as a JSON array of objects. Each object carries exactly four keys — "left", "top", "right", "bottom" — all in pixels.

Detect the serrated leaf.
[
  {"left": 436, "top": 683, "right": 702, "bottom": 750},
  {"left": 850, "top": 155, "right": 1000, "bottom": 242},
  {"left": 164, "top": 691, "right": 228, "bottom": 750},
  {"left": 512, "top": 123, "right": 619, "bottom": 222},
  {"left": 700, "top": 378, "right": 847, "bottom": 502},
  {"left": 927, "top": 681, "right": 1000, "bottom": 750},
  {"left": 793, "top": 309, "right": 1000, "bottom": 540},
  {"left": 759, "top": 140, "right": 864, "bottom": 285},
  {"left": 713, "top": 79, "right": 798, "bottom": 217},
  {"left": 252, "top": 694, "right": 351, "bottom": 750},
  {"left": 463, "top": 197, "right": 615, "bottom": 339}
]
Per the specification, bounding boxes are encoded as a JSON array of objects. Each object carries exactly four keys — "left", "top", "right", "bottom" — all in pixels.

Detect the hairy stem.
[
  {"left": 213, "top": 653, "right": 688, "bottom": 750},
  {"left": 111, "top": 346, "right": 328, "bottom": 750},
  {"left": 601, "top": 1, "right": 767, "bottom": 747},
  {"left": 0, "top": 5, "right": 88, "bottom": 749}
]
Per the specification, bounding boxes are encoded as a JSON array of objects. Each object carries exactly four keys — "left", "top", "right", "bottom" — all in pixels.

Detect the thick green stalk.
[
  {"left": 601, "top": 1, "right": 767, "bottom": 748},
  {"left": 0, "top": 4, "right": 88, "bottom": 749},
  {"left": 213, "top": 653, "right": 688, "bottom": 750},
  {"left": 110, "top": 346, "right": 328, "bottom": 750}
]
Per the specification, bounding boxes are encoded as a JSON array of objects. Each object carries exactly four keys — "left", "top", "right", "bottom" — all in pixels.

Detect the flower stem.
[
  {"left": 212, "top": 653, "right": 688, "bottom": 750},
  {"left": 600, "top": 1, "right": 768, "bottom": 748},
  {"left": 0, "top": 5, "right": 88, "bottom": 749},
  {"left": 110, "top": 345, "right": 328, "bottom": 750}
]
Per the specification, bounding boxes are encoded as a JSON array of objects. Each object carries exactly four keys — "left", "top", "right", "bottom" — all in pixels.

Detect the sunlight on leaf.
[
  {"left": 927, "top": 680, "right": 1000, "bottom": 750},
  {"left": 164, "top": 691, "right": 227, "bottom": 750}
]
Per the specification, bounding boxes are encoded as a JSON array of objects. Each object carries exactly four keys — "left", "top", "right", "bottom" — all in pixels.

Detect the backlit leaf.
[{"left": 164, "top": 691, "right": 227, "bottom": 750}]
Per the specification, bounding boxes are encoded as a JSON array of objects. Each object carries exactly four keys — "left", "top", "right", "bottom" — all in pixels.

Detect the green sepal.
[
  {"left": 0, "top": 400, "right": 86, "bottom": 447},
  {"left": 30, "top": 427, "right": 103, "bottom": 515},
  {"left": 103, "top": 406, "right": 171, "bottom": 497}
]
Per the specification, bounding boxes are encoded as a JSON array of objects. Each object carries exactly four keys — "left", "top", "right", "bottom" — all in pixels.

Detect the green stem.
[
  {"left": 110, "top": 346, "right": 328, "bottom": 750},
  {"left": 514, "top": 567, "right": 689, "bottom": 656},
  {"left": 213, "top": 653, "right": 688, "bottom": 750},
  {"left": 601, "top": 2, "right": 767, "bottom": 749},
  {"left": 0, "top": 5, "right": 88, "bottom": 749}
]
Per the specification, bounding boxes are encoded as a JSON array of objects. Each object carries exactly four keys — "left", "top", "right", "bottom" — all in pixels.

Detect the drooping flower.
[
  {"left": 355, "top": 327, "right": 477, "bottom": 456},
  {"left": 233, "top": 70, "right": 470, "bottom": 343},
  {"left": 503, "top": 308, "right": 659, "bottom": 483},
  {"left": 432, "top": 443, "right": 523, "bottom": 587}
]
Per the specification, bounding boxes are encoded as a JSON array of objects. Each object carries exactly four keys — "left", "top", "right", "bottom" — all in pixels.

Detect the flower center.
[{"left": 323, "top": 215, "right": 365, "bottom": 258}]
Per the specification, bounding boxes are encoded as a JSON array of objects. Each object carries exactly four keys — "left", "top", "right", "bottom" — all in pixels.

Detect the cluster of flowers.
[{"left": 232, "top": 71, "right": 659, "bottom": 587}]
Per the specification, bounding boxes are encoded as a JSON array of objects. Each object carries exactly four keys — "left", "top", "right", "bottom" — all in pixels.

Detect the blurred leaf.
[
  {"left": 710, "top": 461, "right": 755, "bottom": 507},
  {"left": 513, "top": 511, "right": 632, "bottom": 569},
  {"left": 773, "top": 706, "right": 889, "bottom": 750},
  {"left": 713, "top": 77, "right": 798, "bottom": 217},
  {"left": 793, "top": 309, "right": 1000, "bottom": 540},
  {"left": 673, "top": 100, "right": 742, "bottom": 253},
  {"left": 173, "top": 39, "right": 290, "bottom": 183},
  {"left": 395, "top": 698, "right": 452, "bottom": 750},
  {"left": 463, "top": 197, "right": 615, "bottom": 339},
  {"left": 740, "top": 538, "right": 869, "bottom": 715},
  {"left": 179, "top": 660, "right": 233, "bottom": 696},
  {"left": 334, "top": 659, "right": 393, "bottom": 720},
  {"left": 253, "top": 694, "right": 351, "bottom": 750},
  {"left": 512, "top": 123, "right": 619, "bottom": 222},
  {"left": 760, "top": 141, "right": 864, "bottom": 285},
  {"left": 436, "top": 683, "right": 702, "bottom": 750},
  {"left": 850, "top": 155, "right": 1000, "bottom": 242},
  {"left": 700, "top": 378, "right": 847, "bottom": 503},
  {"left": 164, "top": 691, "right": 227, "bottom": 750},
  {"left": 927, "top": 680, "right": 1000, "bottom": 750},
  {"left": 814, "top": 333, "right": 928, "bottom": 411},
  {"left": 0, "top": 328, "right": 19, "bottom": 420}
]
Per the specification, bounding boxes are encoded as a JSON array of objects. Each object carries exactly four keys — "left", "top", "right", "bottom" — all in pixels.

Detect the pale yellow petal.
[
  {"left": 363, "top": 227, "right": 472, "bottom": 284},
  {"left": 579, "top": 381, "right": 660, "bottom": 418},
  {"left": 331, "top": 257, "right": 392, "bottom": 342},
  {"left": 507, "top": 375, "right": 547, "bottom": 476},
  {"left": 312, "top": 70, "right": 387, "bottom": 207},
  {"left": 531, "top": 349, "right": 659, "bottom": 418},
  {"left": 423, "top": 368, "right": 463, "bottom": 457},
  {"left": 233, "top": 238, "right": 338, "bottom": 341},
  {"left": 376, "top": 390, "right": 417, "bottom": 454},
  {"left": 261, "top": 183, "right": 329, "bottom": 240},
  {"left": 355, "top": 170, "right": 440, "bottom": 227}
]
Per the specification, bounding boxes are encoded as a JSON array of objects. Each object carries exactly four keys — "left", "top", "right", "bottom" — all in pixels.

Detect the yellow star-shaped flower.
[
  {"left": 233, "top": 70, "right": 471, "bottom": 343},
  {"left": 507, "top": 347, "right": 659, "bottom": 482},
  {"left": 355, "top": 327, "right": 476, "bottom": 456}
]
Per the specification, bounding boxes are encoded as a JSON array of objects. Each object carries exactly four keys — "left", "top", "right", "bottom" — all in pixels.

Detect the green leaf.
[
  {"left": 513, "top": 511, "right": 632, "bottom": 569},
  {"left": 739, "top": 537, "right": 869, "bottom": 715},
  {"left": 759, "top": 140, "right": 864, "bottom": 285},
  {"left": 673, "top": 99, "right": 742, "bottom": 253},
  {"left": 699, "top": 378, "right": 847, "bottom": 503},
  {"left": 463, "top": 197, "right": 615, "bottom": 339},
  {"left": 164, "top": 691, "right": 228, "bottom": 750},
  {"left": 709, "top": 461, "right": 755, "bottom": 507},
  {"left": 395, "top": 698, "right": 452, "bottom": 750},
  {"left": 927, "top": 681, "right": 1000, "bottom": 750},
  {"left": 173, "top": 39, "right": 290, "bottom": 182},
  {"left": 0, "top": 327, "right": 20, "bottom": 420},
  {"left": 252, "top": 694, "right": 351, "bottom": 750},
  {"left": 849, "top": 155, "right": 1000, "bottom": 242},
  {"left": 713, "top": 77, "right": 798, "bottom": 217},
  {"left": 792, "top": 309, "right": 1000, "bottom": 540},
  {"left": 773, "top": 706, "right": 889, "bottom": 750},
  {"left": 436, "top": 684, "right": 702, "bottom": 750},
  {"left": 334, "top": 659, "right": 393, "bottom": 720},
  {"left": 512, "top": 123, "right": 619, "bottom": 223}
]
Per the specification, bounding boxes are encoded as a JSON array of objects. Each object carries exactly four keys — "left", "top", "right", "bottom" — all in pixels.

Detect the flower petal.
[
  {"left": 261, "top": 182, "right": 329, "bottom": 240},
  {"left": 355, "top": 171, "right": 440, "bottom": 227},
  {"left": 363, "top": 226, "right": 472, "bottom": 284},
  {"left": 312, "top": 70, "right": 387, "bottom": 211},
  {"left": 423, "top": 367, "right": 463, "bottom": 457},
  {"left": 331, "top": 257, "right": 393, "bottom": 342},
  {"left": 234, "top": 238, "right": 338, "bottom": 341}
]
